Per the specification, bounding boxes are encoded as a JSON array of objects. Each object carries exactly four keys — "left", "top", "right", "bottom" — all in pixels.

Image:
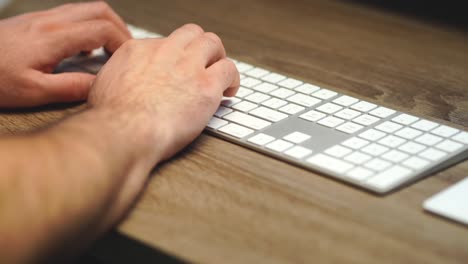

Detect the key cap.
[
  {"left": 245, "top": 67, "right": 270, "bottom": 78},
  {"left": 245, "top": 92, "right": 271, "bottom": 103},
  {"left": 248, "top": 133, "right": 276, "bottom": 146},
  {"left": 294, "top": 83, "right": 320, "bottom": 94},
  {"left": 369, "top": 106, "right": 396, "bottom": 118},
  {"left": 266, "top": 139, "right": 293, "bottom": 152},
  {"left": 287, "top": 94, "right": 322, "bottom": 107},
  {"left": 261, "top": 98, "right": 288, "bottom": 109},
  {"left": 316, "top": 103, "right": 343, "bottom": 114},
  {"left": 261, "top": 73, "right": 286, "bottom": 83},
  {"left": 207, "top": 117, "right": 228, "bottom": 129},
  {"left": 279, "top": 103, "right": 305, "bottom": 115},
  {"left": 453, "top": 131, "right": 468, "bottom": 144},
  {"left": 232, "top": 101, "right": 257, "bottom": 112},
  {"left": 283, "top": 131, "right": 311, "bottom": 144},
  {"left": 284, "top": 146, "right": 313, "bottom": 159},
  {"left": 241, "top": 77, "right": 262, "bottom": 88},
  {"left": 334, "top": 108, "right": 361, "bottom": 120},
  {"left": 414, "top": 133, "right": 443, "bottom": 145},
  {"left": 221, "top": 97, "right": 242, "bottom": 107},
  {"left": 435, "top": 140, "right": 463, "bottom": 153},
  {"left": 250, "top": 107, "right": 289, "bottom": 122},
  {"left": 431, "top": 125, "right": 459, "bottom": 138},
  {"left": 235, "top": 62, "right": 254, "bottom": 73},
  {"left": 366, "top": 166, "right": 412, "bottom": 191},
  {"left": 375, "top": 121, "right": 403, "bottom": 133},
  {"left": 307, "top": 154, "right": 354, "bottom": 173},
  {"left": 344, "top": 152, "right": 372, "bottom": 164},
  {"left": 224, "top": 111, "right": 272, "bottom": 130},
  {"left": 317, "top": 116, "right": 345, "bottom": 128},
  {"left": 395, "top": 127, "right": 423, "bottom": 139},
  {"left": 325, "top": 145, "right": 352, "bottom": 158},
  {"left": 350, "top": 101, "right": 377, "bottom": 112},
  {"left": 392, "top": 114, "right": 419, "bottom": 125},
  {"left": 359, "top": 129, "right": 387, "bottom": 141},
  {"left": 364, "top": 158, "right": 391, "bottom": 171},
  {"left": 378, "top": 135, "right": 406, "bottom": 148},
  {"left": 253, "top": 82, "right": 278, "bottom": 93},
  {"left": 402, "top": 157, "right": 430, "bottom": 170},
  {"left": 353, "top": 114, "right": 380, "bottom": 126},
  {"left": 336, "top": 122, "right": 364, "bottom": 134},
  {"left": 270, "top": 88, "right": 296, "bottom": 99},
  {"left": 218, "top": 123, "right": 254, "bottom": 138},
  {"left": 398, "top": 141, "right": 426, "bottom": 154},
  {"left": 361, "top": 143, "right": 389, "bottom": 156},
  {"left": 346, "top": 167, "right": 374, "bottom": 181},
  {"left": 235, "top": 87, "right": 254, "bottom": 98},
  {"left": 419, "top": 148, "right": 447, "bottom": 161},
  {"left": 411, "top": 119, "right": 439, "bottom": 131},
  {"left": 341, "top": 137, "right": 370, "bottom": 149},
  {"left": 214, "top": 106, "right": 233, "bottom": 117},
  {"left": 279, "top": 78, "right": 303, "bottom": 89},
  {"left": 333, "top": 95, "right": 359, "bottom": 107},
  {"left": 381, "top": 150, "right": 409, "bottom": 163},
  {"left": 312, "top": 89, "right": 337, "bottom": 100}
]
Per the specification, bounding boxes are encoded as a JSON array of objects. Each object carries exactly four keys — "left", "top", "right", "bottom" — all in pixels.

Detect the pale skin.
[{"left": 0, "top": 2, "right": 239, "bottom": 263}]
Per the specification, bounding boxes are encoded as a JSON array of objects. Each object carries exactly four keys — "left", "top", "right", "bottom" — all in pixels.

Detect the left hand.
[{"left": 0, "top": 2, "right": 131, "bottom": 107}]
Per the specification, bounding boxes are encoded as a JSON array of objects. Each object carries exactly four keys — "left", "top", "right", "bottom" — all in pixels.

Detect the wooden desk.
[{"left": 2, "top": 0, "right": 468, "bottom": 263}]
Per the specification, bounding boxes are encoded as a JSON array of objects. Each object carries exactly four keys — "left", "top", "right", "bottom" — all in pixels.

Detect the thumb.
[{"left": 40, "top": 72, "right": 96, "bottom": 103}]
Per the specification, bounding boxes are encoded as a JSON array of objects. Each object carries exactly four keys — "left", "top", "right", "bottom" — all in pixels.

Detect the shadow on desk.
[{"left": 77, "top": 232, "right": 186, "bottom": 264}]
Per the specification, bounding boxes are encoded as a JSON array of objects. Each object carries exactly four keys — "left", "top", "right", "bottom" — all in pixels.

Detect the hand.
[
  {"left": 0, "top": 2, "right": 131, "bottom": 107},
  {"left": 89, "top": 23, "right": 240, "bottom": 161}
]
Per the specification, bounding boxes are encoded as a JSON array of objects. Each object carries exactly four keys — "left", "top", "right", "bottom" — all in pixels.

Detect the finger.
[
  {"left": 48, "top": 2, "right": 131, "bottom": 38},
  {"left": 50, "top": 19, "right": 130, "bottom": 60},
  {"left": 205, "top": 58, "right": 240, "bottom": 97},
  {"left": 167, "top": 24, "right": 204, "bottom": 49},
  {"left": 185, "top": 32, "right": 226, "bottom": 68},
  {"left": 37, "top": 72, "right": 96, "bottom": 103}
]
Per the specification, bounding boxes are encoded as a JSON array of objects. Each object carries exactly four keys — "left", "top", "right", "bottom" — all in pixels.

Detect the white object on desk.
[{"left": 423, "top": 177, "right": 468, "bottom": 226}]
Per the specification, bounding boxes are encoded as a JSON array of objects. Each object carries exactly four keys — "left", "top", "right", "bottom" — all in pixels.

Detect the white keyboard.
[{"left": 60, "top": 25, "right": 468, "bottom": 194}]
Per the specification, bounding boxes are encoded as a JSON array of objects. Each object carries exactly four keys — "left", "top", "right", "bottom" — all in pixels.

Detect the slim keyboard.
[{"left": 59, "top": 25, "right": 468, "bottom": 194}]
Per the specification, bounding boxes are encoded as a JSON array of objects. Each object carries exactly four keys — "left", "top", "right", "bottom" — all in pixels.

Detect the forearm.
[{"left": 0, "top": 107, "right": 163, "bottom": 263}]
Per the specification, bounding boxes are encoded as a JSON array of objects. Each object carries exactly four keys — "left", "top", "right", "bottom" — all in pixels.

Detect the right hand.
[{"left": 89, "top": 24, "right": 240, "bottom": 161}]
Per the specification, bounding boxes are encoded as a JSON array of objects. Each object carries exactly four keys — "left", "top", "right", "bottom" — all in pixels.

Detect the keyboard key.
[
  {"left": 279, "top": 103, "right": 305, "bottom": 115},
  {"left": 316, "top": 103, "right": 343, "bottom": 114},
  {"left": 235, "top": 62, "right": 254, "bottom": 73},
  {"left": 283, "top": 131, "right": 311, "bottom": 144},
  {"left": 300, "top": 110, "right": 326, "bottom": 122},
  {"left": 270, "top": 88, "right": 296, "bottom": 99},
  {"left": 207, "top": 117, "right": 228, "bottom": 129},
  {"left": 261, "top": 98, "right": 288, "bottom": 109},
  {"left": 250, "top": 106, "right": 289, "bottom": 122},
  {"left": 375, "top": 121, "right": 403, "bottom": 133},
  {"left": 346, "top": 167, "right": 374, "bottom": 181},
  {"left": 394, "top": 127, "right": 423, "bottom": 139},
  {"left": 369, "top": 106, "right": 396, "bottom": 118},
  {"left": 344, "top": 152, "right": 372, "bottom": 164},
  {"left": 452, "top": 131, "right": 468, "bottom": 144},
  {"left": 279, "top": 78, "right": 303, "bottom": 89},
  {"left": 253, "top": 82, "right": 278, "bottom": 93},
  {"left": 245, "top": 67, "right": 270, "bottom": 78},
  {"left": 266, "top": 139, "right": 293, "bottom": 152},
  {"left": 366, "top": 166, "right": 412, "bottom": 191},
  {"left": 294, "top": 83, "right": 320, "bottom": 94},
  {"left": 245, "top": 92, "right": 271, "bottom": 103},
  {"left": 398, "top": 141, "right": 426, "bottom": 154},
  {"left": 350, "top": 101, "right": 377, "bottom": 112},
  {"left": 341, "top": 137, "right": 370, "bottom": 149},
  {"left": 333, "top": 95, "right": 359, "bottom": 107},
  {"left": 317, "top": 116, "right": 345, "bottom": 128},
  {"left": 236, "top": 87, "right": 254, "bottom": 98},
  {"left": 436, "top": 140, "right": 463, "bottom": 153},
  {"left": 231, "top": 101, "right": 257, "bottom": 112},
  {"left": 419, "top": 148, "right": 447, "bottom": 161},
  {"left": 381, "top": 150, "right": 409, "bottom": 163},
  {"left": 287, "top": 93, "right": 322, "bottom": 107},
  {"left": 414, "top": 133, "right": 443, "bottom": 145},
  {"left": 411, "top": 119, "right": 439, "bottom": 131},
  {"left": 214, "top": 106, "right": 233, "bottom": 118},
  {"left": 364, "top": 158, "right": 391, "bottom": 171},
  {"left": 241, "top": 77, "right": 262, "bottom": 88},
  {"left": 284, "top": 146, "right": 313, "bottom": 159},
  {"left": 224, "top": 111, "right": 271, "bottom": 130},
  {"left": 248, "top": 133, "right": 276, "bottom": 146},
  {"left": 221, "top": 97, "right": 242, "bottom": 107},
  {"left": 336, "top": 122, "right": 364, "bottom": 134},
  {"left": 402, "top": 157, "right": 430, "bottom": 170},
  {"left": 431, "top": 125, "right": 459, "bottom": 138},
  {"left": 378, "top": 135, "right": 407, "bottom": 148},
  {"left": 312, "top": 89, "right": 337, "bottom": 100},
  {"left": 359, "top": 129, "right": 387, "bottom": 141},
  {"left": 361, "top": 143, "right": 389, "bottom": 156},
  {"left": 307, "top": 154, "right": 354, "bottom": 174},
  {"left": 353, "top": 114, "right": 380, "bottom": 126},
  {"left": 325, "top": 145, "right": 352, "bottom": 158},
  {"left": 218, "top": 123, "right": 254, "bottom": 138},
  {"left": 392, "top": 114, "right": 419, "bottom": 125},
  {"left": 261, "top": 72, "right": 286, "bottom": 83},
  {"left": 334, "top": 108, "right": 361, "bottom": 120}
]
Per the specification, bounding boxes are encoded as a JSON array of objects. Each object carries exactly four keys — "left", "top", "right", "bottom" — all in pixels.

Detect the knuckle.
[
  {"left": 92, "top": 1, "right": 112, "bottom": 12},
  {"left": 182, "top": 23, "right": 204, "bottom": 35},
  {"left": 204, "top": 32, "right": 222, "bottom": 46}
]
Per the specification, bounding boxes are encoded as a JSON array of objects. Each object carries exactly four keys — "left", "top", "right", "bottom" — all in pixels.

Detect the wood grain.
[{"left": 1, "top": 0, "right": 468, "bottom": 263}]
